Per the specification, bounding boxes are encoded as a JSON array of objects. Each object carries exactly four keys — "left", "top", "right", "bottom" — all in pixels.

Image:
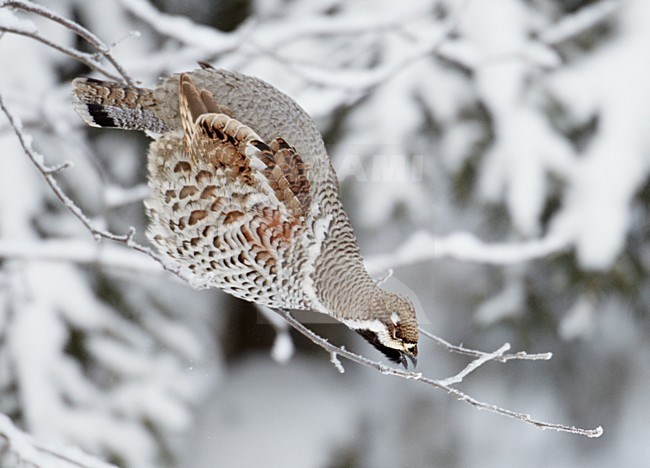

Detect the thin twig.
[
  {"left": 0, "top": 25, "right": 122, "bottom": 81},
  {"left": 276, "top": 308, "right": 603, "bottom": 438},
  {"left": 330, "top": 351, "right": 345, "bottom": 374},
  {"left": 1, "top": 70, "right": 600, "bottom": 440},
  {"left": 43, "top": 160, "right": 74, "bottom": 176},
  {"left": 0, "top": 5, "right": 603, "bottom": 441},
  {"left": 437, "top": 343, "right": 510, "bottom": 386},
  {"left": 419, "top": 328, "right": 553, "bottom": 362},
  {"left": 373, "top": 268, "right": 393, "bottom": 286},
  {"left": 0, "top": 92, "right": 184, "bottom": 282},
  {"left": 2, "top": 0, "right": 133, "bottom": 85}
]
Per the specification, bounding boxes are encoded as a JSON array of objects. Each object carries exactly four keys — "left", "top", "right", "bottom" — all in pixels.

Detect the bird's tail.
[{"left": 72, "top": 77, "right": 168, "bottom": 133}]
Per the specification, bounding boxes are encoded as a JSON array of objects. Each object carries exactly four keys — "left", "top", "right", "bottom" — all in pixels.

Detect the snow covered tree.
[{"left": 1, "top": 0, "right": 647, "bottom": 466}]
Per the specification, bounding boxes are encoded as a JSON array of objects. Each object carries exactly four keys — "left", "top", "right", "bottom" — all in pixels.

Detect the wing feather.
[
  {"left": 179, "top": 73, "right": 311, "bottom": 219},
  {"left": 147, "top": 74, "right": 315, "bottom": 307}
]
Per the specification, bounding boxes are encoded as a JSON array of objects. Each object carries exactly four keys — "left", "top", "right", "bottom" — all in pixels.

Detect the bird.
[{"left": 72, "top": 63, "right": 419, "bottom": 367}]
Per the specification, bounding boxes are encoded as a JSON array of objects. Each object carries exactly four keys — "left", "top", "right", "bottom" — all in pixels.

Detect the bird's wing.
[
  {"left": 145, "top": 74, "right": 315, "bottom": 306},
  {"left": 155, "top": 68, "right": 338, "bottom": 200},
  {"left": 178, "top": 73, "right": 312, "bottom": 220}
]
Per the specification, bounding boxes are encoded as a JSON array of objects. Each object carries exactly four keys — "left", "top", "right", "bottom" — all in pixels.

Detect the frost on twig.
[
  {"left": 0, "top": 92, "right": 190, "bottom": 283},
  {"left": 0, "top": 0, "right": 133, "bottom": 84},
  {"left": 274, "top": 309, "right": 602, "bottom": 438},
  {"left": 330, "top": 351, "right": 345, "bottom": 374},
  {"left": 436, "top": 343, "right": 511, "bottom": 386},
  {"left": 419, "top": 328, "right": 553, "bottom": 363},
  {"left": 372, "top": 268, "right": 393, "bottom": 286}
]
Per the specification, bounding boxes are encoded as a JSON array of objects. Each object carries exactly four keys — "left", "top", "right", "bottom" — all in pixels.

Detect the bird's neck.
[{"left": 312, "top": 203, "right": 382, "bottom": 321}]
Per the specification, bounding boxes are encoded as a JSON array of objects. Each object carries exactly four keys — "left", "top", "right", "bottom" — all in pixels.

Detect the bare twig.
[
  {"left": 0, "top": 25, "right": 123, "bottom": 81},
  {"left": 1, "top": 0, "right": 133, "bottom": 84},
  {"left": 275, "top": 308, "right": 602, "bottom": 438},
  {"left": 0, "top": 93, "right": 186, "bottom": 283},
  {"left": 437, "top": 343, "right": 511, "bottom": 386},
  {"left": 419, "top": 328, "right": 553, "bottom": 362}
]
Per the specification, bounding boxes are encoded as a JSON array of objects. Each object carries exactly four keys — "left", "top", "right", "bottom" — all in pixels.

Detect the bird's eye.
[{"left": 391, "top": 325, "right": 401, "bottom": 340}]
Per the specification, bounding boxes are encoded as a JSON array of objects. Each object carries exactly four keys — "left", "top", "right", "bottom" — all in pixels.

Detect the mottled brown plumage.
[{"left": 72, "top": 65, "right": 419, "bottom": 366}]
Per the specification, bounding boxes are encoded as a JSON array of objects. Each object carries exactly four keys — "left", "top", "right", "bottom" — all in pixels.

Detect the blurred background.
[{"left": 0, "top": 0, "right": 649, "bottom": 466}]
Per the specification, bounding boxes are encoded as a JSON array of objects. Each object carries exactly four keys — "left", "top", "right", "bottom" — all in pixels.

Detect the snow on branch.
[
  {"left": 116, "top": 0, "right": 243, "bottom": 55},
  {"left": 255, "top": 2, "right": 469, "bottom": 92},
  {"left": 0, "top": 239, "right": 163, "bottom": 275},
  {"left": 0, "top": 5, "right": 605, "bottom": 461},
  {"left": 0, "top": 93, "right": 205, "bottom": 288},
  {"left": 539, "top": 0, "right": 621, "bottom": 46},
  {"left": 367, "top": 229, "right": 572, "bottom": 274},
  {"left": 0, "top": 414, "right": 118, "bottom": 468}
]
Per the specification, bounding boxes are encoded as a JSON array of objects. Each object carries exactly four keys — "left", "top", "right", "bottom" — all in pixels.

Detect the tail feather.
[{"left": 72, "top": 78, "right": 168, "bottom": 133}]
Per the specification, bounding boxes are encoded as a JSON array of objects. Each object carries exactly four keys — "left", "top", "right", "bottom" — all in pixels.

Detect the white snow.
[
  {"left": 270, "top": 330, "right": 294, "bottom": 364},
  {"left": 0, "top": 8, "right": 36, "bottom": 33},
  {"left": 559, "top": 295, "right": 595, "bottom": 340},
  {"left": 1, "top": 0, "right": 649, "bottom": 466}
]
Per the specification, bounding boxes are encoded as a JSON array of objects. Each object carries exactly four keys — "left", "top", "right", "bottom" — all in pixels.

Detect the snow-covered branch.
[
  {"left": 0, "top": 414, "right": 118, "bottom": 468},
  {"left": 254, "top": 2, "right": 468, "bottom": 92},
  {"left": 0, "top": 239, "right": 162, "bottom": 274},
  {"left": 116, "top": 0, "right": 243, "bottom": 55},
  {"left": 6, "top": 0, "right": 644, "bottom": 464},
  {"left": 367, "top": 229, "right": 572, "bottom": 273},
  {"left": 539, "top": 0, "right": 621, "bottom": 46}
]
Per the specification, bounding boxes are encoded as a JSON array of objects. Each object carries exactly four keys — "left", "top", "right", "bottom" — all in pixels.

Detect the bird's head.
[{"left": 346, "top": 292, "right": 419, "bottom": 368}]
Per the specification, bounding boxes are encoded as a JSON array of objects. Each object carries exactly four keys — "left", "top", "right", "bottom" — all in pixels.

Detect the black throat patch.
[{"left": 355, "top": 329, "right": 404, "bottom": 364}]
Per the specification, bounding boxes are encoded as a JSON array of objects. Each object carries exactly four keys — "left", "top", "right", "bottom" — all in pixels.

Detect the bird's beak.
[
  {"left": 399, "top": 353, "right": 418, "bottom": 369},
  {"left": 407, "top": 354, "right": 418, "bottom": 368}
]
